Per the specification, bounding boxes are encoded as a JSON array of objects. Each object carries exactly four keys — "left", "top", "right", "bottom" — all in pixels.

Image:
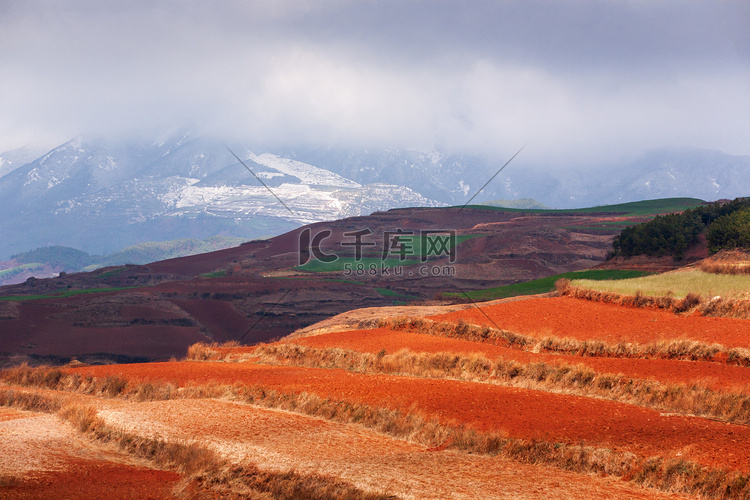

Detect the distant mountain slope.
[
  {"left": 0, "top": 236, "right": 250, "bottom": 285},
  {"left": 86, "top": 236, "right": 249, "bottom": 270},
  {"left": 2, "top": 134, "right": 748, "bottom": 259},
  {"left": 0, "top": 145, "right": 46, "bottom": 179},
  {"left": 283, "top": 147, "right": 750, "bottom": 208},
  {"left": 618, "top": 149, "right": 750, "bottom": 202},
  {"left": 0, "top": 135, "right": 443, "bottom": 258},
  {"left": 0, "top": 204, "right": 653, "bottom": 364}
]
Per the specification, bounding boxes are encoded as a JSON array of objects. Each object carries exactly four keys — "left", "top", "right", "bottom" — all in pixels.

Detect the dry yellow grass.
[
  {"left": 372, "top": 317, "right": 750, "bottom": 366},
  {"left": 569, "top": 268, "right": 750, "bottom": 300},
  {"left": 699, "top": 250, "right": 750, "bottom": 275}
]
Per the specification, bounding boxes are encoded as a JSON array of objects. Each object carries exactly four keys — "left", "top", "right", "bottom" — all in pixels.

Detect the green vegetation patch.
[
  {"left": 297, "top": 257, "right": 419, "bottom": 273},
  {"left": 0, "top": 286, "right": 138, "bottom": 302},
  {"left": 199, "top": 270, "right": 228, "bottom": 278},
  {"left": 90, "top": 266, "right": 129, "bottom": 280},
  {"left": 296, "top": 234, "right": 482, "bottom": 273},
  {"left": 392, "top": 234, "right": 481, "bottom": 259},
  {"left": 448, "top": 269, "right": 651, "bottom": 301},
  {"left": 267, "top": 276, "right": 364, "bottom": 285},
  {"left": 464, "top": 197, "right": 704, "bottom": 217},
  {"left": 707, "top": 206, "right": 750, "bottom": 253},
  {"left": 374, "top": 287, "right": 419, "bottom": 301},
  {"left": 563, "top": 221, "right": 638, "bottom": 231},
  {"left": 571, "top": 268, "right": 750, "bottom": 300}
]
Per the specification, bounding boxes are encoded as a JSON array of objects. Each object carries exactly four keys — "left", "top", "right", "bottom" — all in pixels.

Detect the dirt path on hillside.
[
  {"left": 429, "top": 296, "right": 750, "bottom": 347},
  {"left": 287, "top": 328, "right": 750, "bottom": 394},
  {"left": 70, "top": 361, "right": 750, "bottom": 472}
]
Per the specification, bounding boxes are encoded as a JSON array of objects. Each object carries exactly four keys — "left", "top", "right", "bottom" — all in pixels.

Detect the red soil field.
[
  {"left": 0, "top": 456, "right": 181, "bottom": 500},
  {"left": 95, "top": 398, "right": 688, "bottom": 500},
  {"left": 287, "top": 328, "right": 750, "bottom": 393},
  {"left": 429, "top": 296, "right": 750, "bottom": 348},
  {"left": 0, "top": 407, "right": 28, "bottom": 422},
  {"left": 0, "top": 300, "right": 208, "bottom": 359},
  {"left": 0, "top": 407, "right": 181, "bottom": 500},
  {"left": 69, "top": 361, "right": 750, "bottom": 472}
]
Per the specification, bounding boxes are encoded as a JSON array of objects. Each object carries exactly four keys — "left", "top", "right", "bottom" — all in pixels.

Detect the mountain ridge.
[
  {"left": 0, "top": 135, "right": 444, "bottom": 258},
  {"left": 1, "top": 134, "right": 748, "bottom": 258}
]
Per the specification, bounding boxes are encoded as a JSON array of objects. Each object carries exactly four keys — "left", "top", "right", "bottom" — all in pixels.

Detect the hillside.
[
  {"left": 2, "top": 198, "right": 750, "bottom": 498},
  {"left": 0, "top": 201, "right": 678, "bottom": 366}
]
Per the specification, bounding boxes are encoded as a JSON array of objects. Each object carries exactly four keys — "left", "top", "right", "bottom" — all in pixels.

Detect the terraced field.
[{"left": 2, "top": 293, "right": 749, "bottom": 498}]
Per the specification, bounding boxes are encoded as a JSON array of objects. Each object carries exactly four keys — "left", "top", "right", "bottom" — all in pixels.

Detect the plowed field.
[
  {"left": 6, "top": 293, "right": 750, "bottom": 498},
  {"left": 91, "top": 397, "right": 685, "bottom": 500},
  {"left": 287, "top": 328, "right": 750, "bottom": 393},
  {"left": 69, "top": 361, "right": 750, "bottom": 472},
  {"left": 429, "top": 296, "right": 750, "bottom": 347}
]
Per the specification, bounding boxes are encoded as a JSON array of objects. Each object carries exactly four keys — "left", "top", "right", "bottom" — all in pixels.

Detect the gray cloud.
[{"left": 1, "top": 0, "right": 748, "bottom": 167}]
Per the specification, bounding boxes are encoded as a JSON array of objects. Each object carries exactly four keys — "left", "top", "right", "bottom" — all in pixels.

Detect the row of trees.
[{"left": 613, "top": 198, "right": 750, "bottom": 259}]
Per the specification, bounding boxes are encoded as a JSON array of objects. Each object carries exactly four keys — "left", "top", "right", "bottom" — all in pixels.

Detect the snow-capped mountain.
[
  {"left": 1, "top": 132, "right": 748, "bottom": 259},
  {"left": 0, "top": 135, "right": 443, "bottom": 257},
  {"left": 285, "top": 146, "right": 750, "bottom": 208},
  {"left": 617, "top": 149, "right": 750, "bottom": 203}
]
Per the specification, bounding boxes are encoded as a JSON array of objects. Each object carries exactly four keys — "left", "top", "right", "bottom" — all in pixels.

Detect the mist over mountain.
[
  {"left": 1, "top": 132, "right": 748, "bottom": 259},
  {"left": 0, "top": 145, "right": 47, "bottom": 179},
  {"left": 283, "top": 146, "right": 750, "bottom": 208}
]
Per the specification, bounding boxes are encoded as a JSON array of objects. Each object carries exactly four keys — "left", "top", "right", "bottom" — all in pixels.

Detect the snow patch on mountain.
[
  {"left": 247, "top": 152, "right": 360, "bottom": 188},
  {"left": 172, "top": 182, "right": 443, "bottom": 225}
]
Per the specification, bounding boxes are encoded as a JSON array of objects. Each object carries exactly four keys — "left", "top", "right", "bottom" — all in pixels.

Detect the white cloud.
[{"left": 1, "top": 0, "right": 748, "bottom": 168}]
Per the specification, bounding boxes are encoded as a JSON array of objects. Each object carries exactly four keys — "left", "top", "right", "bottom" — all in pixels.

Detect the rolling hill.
[{"left": 0, "top": 199, "right": 699, "bottom": 366}]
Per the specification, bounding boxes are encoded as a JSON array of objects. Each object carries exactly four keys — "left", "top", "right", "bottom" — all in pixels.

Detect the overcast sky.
[{"left": 1, "top": 0, "right": 748, "bottom": 168}]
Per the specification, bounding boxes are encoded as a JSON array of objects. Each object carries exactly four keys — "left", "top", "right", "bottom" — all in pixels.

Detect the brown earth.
[
  {"left": 286, "top": 294, "right": 547, "bottom": 339},
  {"left": 68, "top": 361, "right": 750, "bottom": 472},
  {"left": 0, "top": 407, "right": 27, "bottom": 422},
  {"left": 429, "top": 296, "right": 750, "bottom": 348},
  {"left": 0, "top": 457, "right": 180, "bottom": 500}
]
